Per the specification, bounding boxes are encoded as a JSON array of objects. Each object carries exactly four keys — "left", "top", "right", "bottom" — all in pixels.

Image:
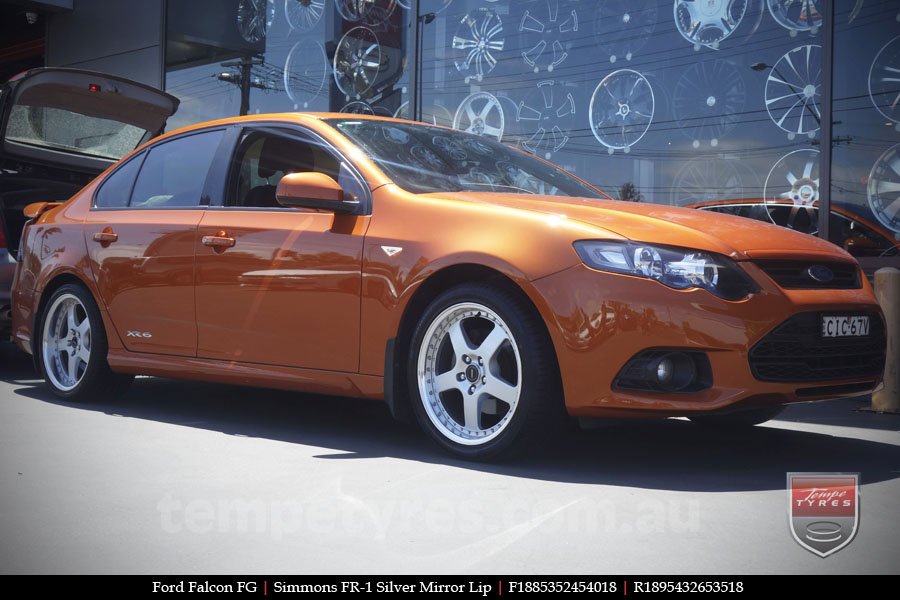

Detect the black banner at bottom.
[{"left": 3, "top": 575, "right": 890, "bottom": 595}]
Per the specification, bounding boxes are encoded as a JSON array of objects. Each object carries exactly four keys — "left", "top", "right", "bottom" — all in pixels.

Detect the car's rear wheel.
[
  {"left": 39, "top": 283, "right": 132, "bottom": 401},
  {"left": 408, "top": 283, "right": 565, "bottom": 460},
  {"left": 688, "top": 405, "right": 784, "bottom": 427}
]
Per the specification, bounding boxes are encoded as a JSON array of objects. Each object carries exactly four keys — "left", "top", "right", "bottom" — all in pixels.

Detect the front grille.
[
  {"left": 755, "top": 260, "right": 860, "bottom": 289},
  {"left": 749, "top": 312, "right": 885, "bottom": 382}
]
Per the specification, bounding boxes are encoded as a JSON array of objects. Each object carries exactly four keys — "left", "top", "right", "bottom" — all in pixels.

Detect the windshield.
[{"left": 328, "top": 119, "right": 606, "bottom": 198}]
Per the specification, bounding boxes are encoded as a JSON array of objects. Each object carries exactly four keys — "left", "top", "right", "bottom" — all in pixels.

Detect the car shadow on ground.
[
  {"left": 772, "top": 396, "right": 900, "bottom": 431},
  {"left": 3, "top": 343, "right": 899, "bottom": 492}
]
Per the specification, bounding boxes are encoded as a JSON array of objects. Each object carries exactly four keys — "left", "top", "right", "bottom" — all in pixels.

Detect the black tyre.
[
  {"left": 408, "top": 283, "right": 565, "bottom": 460},
  {"left": 37, "top": 283, "right": 133, "bottom": 401},
  {"left": 689, "top": 405, "right": 785, "bottom": 427}
]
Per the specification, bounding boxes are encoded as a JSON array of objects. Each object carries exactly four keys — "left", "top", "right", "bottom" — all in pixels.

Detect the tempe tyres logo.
[{"left": 788, "top": 473, "right": 859, "bottom": 557}]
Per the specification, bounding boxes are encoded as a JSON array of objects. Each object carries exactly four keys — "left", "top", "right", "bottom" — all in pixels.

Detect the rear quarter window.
[{"left": 94, "top": 153, "right": 144, "bottom": 208}]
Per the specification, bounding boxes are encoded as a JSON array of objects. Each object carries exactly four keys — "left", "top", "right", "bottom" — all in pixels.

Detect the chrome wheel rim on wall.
[
  {"left": 42, "top": 293, "right": 92, "bottom": 392},
  {"left": 417, "top": 302, "right": 522, "bottom": 446}
]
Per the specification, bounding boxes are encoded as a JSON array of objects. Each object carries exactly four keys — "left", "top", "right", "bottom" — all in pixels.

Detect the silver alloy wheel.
[
  {"left": 417, "top": 302, "right": 522, "bottom": 446},
  {"left": 42, "top": 293, "right": 92, "bottom": 392}
]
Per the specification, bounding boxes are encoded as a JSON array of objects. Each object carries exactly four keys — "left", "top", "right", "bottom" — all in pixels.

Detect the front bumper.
[{"left": 530, "top": 261, "right": 884, "bottom": 417}]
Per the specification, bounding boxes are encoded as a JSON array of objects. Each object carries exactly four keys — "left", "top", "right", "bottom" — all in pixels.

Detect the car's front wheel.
[
  {"left": 39, "top": 283, "right": 133, "bottom": 401},
  {"left": 408, "top": 283, "right": 564, "bottom": 460}
]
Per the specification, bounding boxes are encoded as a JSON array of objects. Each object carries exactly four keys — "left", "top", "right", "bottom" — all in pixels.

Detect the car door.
[
  {"left": 83, "top": 128, "right": 227, "bottom": 356},
  {"left": 195, "top": 125, "right": 369, "bottom": 372}
]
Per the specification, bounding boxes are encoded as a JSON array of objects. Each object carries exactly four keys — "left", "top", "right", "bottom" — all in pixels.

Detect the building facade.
[{"left": 2, "top": 0, "right": 899, "bottom": 271}]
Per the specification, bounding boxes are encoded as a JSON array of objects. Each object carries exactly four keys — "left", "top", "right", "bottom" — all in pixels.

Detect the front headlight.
[{"left": 573, "top": 240, "right": 758, "bottom": 300}]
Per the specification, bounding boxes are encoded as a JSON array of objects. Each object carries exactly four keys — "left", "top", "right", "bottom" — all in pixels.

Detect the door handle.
[
  {"left": 201, "top": 231, "right": 236, "bottom": 250},
  {"left": 92, "top": 228, "right": 118, "bottom": 244}
]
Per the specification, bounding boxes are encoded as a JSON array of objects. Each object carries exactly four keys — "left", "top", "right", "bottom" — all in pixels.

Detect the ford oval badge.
[{"left": 807, "top": 265, "right": 834, "bottom": 283}]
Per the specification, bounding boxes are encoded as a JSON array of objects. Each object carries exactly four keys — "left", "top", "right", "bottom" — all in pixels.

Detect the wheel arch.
[
  {"left": 385, "top": 263, "right": 563, "bottom": 422},
  {"left": 34, "top": 271, "right": 98, "bottom": 325}
]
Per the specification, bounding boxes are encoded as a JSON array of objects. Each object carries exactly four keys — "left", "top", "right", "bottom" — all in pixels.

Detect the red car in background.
[{"left": 688, "top": 198, "right": 900, "bottom": 261}]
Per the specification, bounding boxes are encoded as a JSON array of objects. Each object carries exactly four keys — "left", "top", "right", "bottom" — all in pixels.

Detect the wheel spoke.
[
  {"left": 476, "top": 324, "right": 508, "bottom": 362},
  {"left": 66, "top": 302, "right": 78, "bottom": 335},
  {"left": 462, "top": 394, "right": 481, "bottom": 430},
  {"left": 76, "top": 317, "right": 90, "bottom": 335},
  {"left": 66, "top": 352, "right": 79, "bottom": 383},
  {"left": 435, "top": 370, "right": 459, "bottom": 393},
  {"left": 803, "top": 160, "right": 815, "bottom": 179},
  {"left": 76, "top": 346, "right": 91, "bottom": 365},
  {"left": 448, "top": 320, "right": 472, "bottom": 358},
  {"left": 483, "top": 378, "right": 518, "bottom": 406}
]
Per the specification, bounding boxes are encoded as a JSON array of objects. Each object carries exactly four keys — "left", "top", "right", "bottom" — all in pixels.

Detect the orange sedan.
[{"left": 10, "top": 112, "right": 886, "bottom": 460}]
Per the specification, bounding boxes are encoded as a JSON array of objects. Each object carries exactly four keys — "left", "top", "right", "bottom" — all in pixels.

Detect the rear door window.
[{"left": 130, "top": 130, "right": 224, "bottom": 208}]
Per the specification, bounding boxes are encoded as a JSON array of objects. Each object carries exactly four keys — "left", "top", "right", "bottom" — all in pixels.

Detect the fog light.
[
  {"left": 614, "top": 350, "right": 712, "bottom": 393},
  {"left": 649, "top": 352, "right": 696, "bottom": 392}
]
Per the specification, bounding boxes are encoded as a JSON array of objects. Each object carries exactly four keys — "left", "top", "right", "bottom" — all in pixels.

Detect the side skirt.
[{"left": 107, "top": 350, "right": 384, "bottom": 400}]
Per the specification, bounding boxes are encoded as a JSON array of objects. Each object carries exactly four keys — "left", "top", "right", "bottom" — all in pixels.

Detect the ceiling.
[{"left": 0, "top": 2, "right": 46, "bottom": 82}]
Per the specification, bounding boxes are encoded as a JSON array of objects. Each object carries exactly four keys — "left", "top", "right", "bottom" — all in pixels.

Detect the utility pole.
[{"left": 217, "top": 56, "right": 265, "bottom": 116}]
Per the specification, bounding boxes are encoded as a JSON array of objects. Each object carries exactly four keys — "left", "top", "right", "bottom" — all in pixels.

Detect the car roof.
[{"left": 159, "top": 112, "right": 455, "bottom": 139}]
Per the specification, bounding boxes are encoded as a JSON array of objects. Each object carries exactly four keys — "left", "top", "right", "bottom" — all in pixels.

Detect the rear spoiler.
[{"left": 23, "top": 201, "right": 63, "bottom": 220}]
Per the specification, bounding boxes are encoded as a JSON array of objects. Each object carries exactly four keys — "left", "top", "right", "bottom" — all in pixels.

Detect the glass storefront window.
[
  {"left": 831, "top": 0, "right": 900, "bottom": 258},
  {"left": 158, "top": 0, "right": 899, "bottom": 266},
  {"left": 418, "top": 0, "right": 825, "bottom": 213},
  {"left": 165, "top": 0, "right": 413, "bottom": 130}
]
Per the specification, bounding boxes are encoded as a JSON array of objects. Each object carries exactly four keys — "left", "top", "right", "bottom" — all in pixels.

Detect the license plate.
[{"left": 821, "top": 315, "right": 870, "bottom": 338}]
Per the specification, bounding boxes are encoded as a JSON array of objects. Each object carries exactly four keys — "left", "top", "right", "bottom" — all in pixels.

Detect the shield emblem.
[{"left": 788, "top": 473, "right": 859, "bottom": 557}]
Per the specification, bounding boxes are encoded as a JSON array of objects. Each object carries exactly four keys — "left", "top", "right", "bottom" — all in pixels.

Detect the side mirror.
[{"left": 275, "top": 172, "right": 355, "bottom": 212}]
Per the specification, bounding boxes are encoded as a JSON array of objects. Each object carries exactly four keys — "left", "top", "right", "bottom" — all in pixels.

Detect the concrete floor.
[{"left": 1, "top": 343, "right": 898, "bottom": 574}]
